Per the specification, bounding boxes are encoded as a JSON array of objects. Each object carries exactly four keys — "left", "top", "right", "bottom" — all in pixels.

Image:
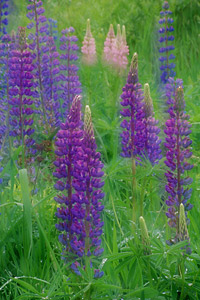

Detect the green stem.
[{"left": 132, "top": 157, "right": 137, "bottom": 229}]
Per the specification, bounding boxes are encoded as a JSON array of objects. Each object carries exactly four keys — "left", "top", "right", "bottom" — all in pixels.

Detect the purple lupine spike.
[
  {"left": 58, "top": 27, "right": 82, "bottom": 119},
  {"left": 143, "top": 83, "right": 162, "bottom": 164},
  {"left": 158, "top": 1, "right": 175, "bottom": 84},
  {"left": 54, "top": 95, "right": 83, "bottom": 253},
  {"left": 0, "top": 34, "right": 16, "bottom": 151},
  {"left": 47, "top": 18, "right": 58, "bottom": 40},
  {"left": 26, "top": 0, "right": 52, "bottom": 132},
  {"left": 9, "top": 27, "right": 35, "bottom": 162},
  {"left": 120, "top": 53, "right": 145, "bottom": 158},
  {"left": 41, "top": 36, "right": 61, "bottom": 127},
  {"left": 72, "top": 105, "right": 104, "bottom": 273},
  {"left": 0, "top": 0, "right": 9, "bottom": 39},
  {"left": 164, "top": 78, "right": 193, "bottom": 229}
]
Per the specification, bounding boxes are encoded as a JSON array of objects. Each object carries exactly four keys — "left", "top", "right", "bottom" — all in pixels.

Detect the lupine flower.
[
  {"left": 54, "top": 95, "right": 83, "bottom": 254},
  {"left": 9, "top": 27, "right": 35, "bottom": 159},
  {"left": 120, "top": 53, "right": 145, "bottom": 158},
  {"left": 47, "top": 18, "right": 58, "bottom": 40},
  {"left": 0, "top": 0, "right": 9, "bottom": 39},
  {"left": 41, "top": 36, "right": 61, "bottom": 127},
  {"left": 158, "top": 1, "right": 175, "bottom": 84},
  {"left": 81, "top": 19, "right": 97, "bottom": 65},
  {"left": 103, "top": 24, "right": 115, "bottom": 65},
  {"left": 164, "top": 79, "right": 193, "bottom": 229},
  {"left": 0, "top": 34, "right": 13, "bottom": 150},
  {"left": 58, "top": 27, "right": 82, "bottom": 118},
  {"left": 73, "top": 105, "right": 104, "bottom": 276},
  {"left": 54, "top": 100, "right": 104, "bottom": 278},
  {"left": 143, "top": 83, "right": 162, "bottom": 164},
  {"left": 27, "top": 0, "right": 54, "bottom": 132},
  {"left": 139, "top": 216, "right": 151, "bottom": 255},
  {"left": 112, "top": 24, "right": 129, "bottom": 72}
]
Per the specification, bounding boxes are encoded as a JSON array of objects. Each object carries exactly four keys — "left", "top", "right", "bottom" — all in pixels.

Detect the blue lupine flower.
[{"left": 158, "top": 1, "right": 175, "bottom": 84}]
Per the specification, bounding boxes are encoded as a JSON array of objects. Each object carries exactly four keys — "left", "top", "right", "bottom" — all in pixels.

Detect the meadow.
[{"left": 0, "top": 0, "right": 200, "bottom": 299}]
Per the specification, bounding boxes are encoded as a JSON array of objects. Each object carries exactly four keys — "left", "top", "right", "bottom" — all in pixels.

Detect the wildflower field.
[{"left": 0, "top": 0, "right": 200, "bottom": 299}]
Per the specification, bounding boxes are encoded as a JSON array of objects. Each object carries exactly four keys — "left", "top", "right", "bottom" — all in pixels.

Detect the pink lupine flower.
[
  {"left": 103, "top": 24, "right": 115, "bottom": 65},
  {"left": 81, "top": 19, "right": 96, "bottom": 65},
  {"left": 112, "top": 24, "right": 129, "bottom": 72}
]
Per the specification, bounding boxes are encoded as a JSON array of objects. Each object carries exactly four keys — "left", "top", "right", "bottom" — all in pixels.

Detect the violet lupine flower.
[
  {"left": 72, "top": 105, "right": 104, "bottom": 276},
  {"left": 47, "top": 18, "right": 58, "bottom": 40},
  {"left": 120, "top": 53, "right": 145, "bottom": 158},
  {"left": 26, "top": 0, "right": 52, "bottom": 131},
  {"left": 53, "top": 95, "right": 84, "bottom": 254},
  {"left": 103, "top": 24, "right": 116, "bottom": 65},
  {"left": 112, "top": 24, "right": 129, "bottom": 73},
  {"left": 41, "top": 36, "right": 61, "bottom": 127},
  {"left": 81, "top": 19, "right": 97, "bottom": 65},
  {"left": 158, "top": 1, "right": 175, "bottom": 84},
  {"left": 0, "top": 34, "right": 16, "bottom": 150},
  {"left": 143, "top": 83, "right": 162, "bottom": 164},
  {"left": 0, "top": 0, "right": 9, "bottom": 39},
  {"left": 58, "top": 27, "right": 82, "bottom": 118},
  {"left": 9, "top": 27, "right": 35, "bottom": 154},
  {"left": 164, "top": 79, "right": 193, "bottom": 228}
]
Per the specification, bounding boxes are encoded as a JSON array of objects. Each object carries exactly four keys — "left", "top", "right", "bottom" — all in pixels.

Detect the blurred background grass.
[{"left": 9, "top": 0, "right": 200, "bottom": 84}]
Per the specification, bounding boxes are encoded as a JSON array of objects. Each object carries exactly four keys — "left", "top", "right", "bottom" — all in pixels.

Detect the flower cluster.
[
  {"left": 0, "top": 0, "right": 9, "bottom": 39},
  {"left": 41, "top": 36, "right": 60, "bottom": 127},
  {"left": 81, "top": 19, "right": 96, "bottom": 65},
  {"left": 54, "top": 97, "right": 104, "bottom": 277},
  {"left": 9, "top": 27, "right": 35, "bottom": 152},
  {"left": 120, "top": 53, "right": 145, "bottom": 158},
  {"left": 143, "top": 83, "right": 162, "bottom": 164},
  {"left": 47, "top": 18, "right": 58, "bottom": 40},
  {"left": 58, "top": 27, "right": 82, "bottom": 118},
  {"left": 54, "top": 95, "right": 83, "bottom": 252},
  {"left": 103, "top": 24, "right": 129, "bottom": 72},
  {"left": 158, "top": 1, "right": 175, "bottom": 84},
  {"left": 164, "top": 78, "right": 193, "bottom": 228},
  {"left": 0, "top": 34, "right": 13, "bottom": 150}
]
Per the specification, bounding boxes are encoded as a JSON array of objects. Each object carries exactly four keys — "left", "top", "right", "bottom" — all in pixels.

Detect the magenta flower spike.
[
  {"left": 9, "top": 27, "right": 35, "bottom": 162},
  {"left": 81, "top": 19, "right": 97, "bottom": 65},
  {"left": 164, "top": 78, "right": 193, "bottom": 229},
  {"left": 102, "top": 24, "right": 115, "bottom": 65}
]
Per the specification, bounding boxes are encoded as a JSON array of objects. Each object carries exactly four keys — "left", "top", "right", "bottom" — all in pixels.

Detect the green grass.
[{"left": 1, "top": 0, "right": 200, "bottom": 299}]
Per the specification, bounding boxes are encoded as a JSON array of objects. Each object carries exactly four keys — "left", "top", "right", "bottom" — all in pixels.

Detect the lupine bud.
[
  {"left": 158, "top": 1, "right": 175, "bottom": 84},
  {"left": 139, "top": 216, "right": 151, "bottom": 255},
  {"left": 164, "top": 78, "right": 193, "bottom": 229},
  {"left": 81, "top": 19, "right": 97, "bottom": 65}
]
